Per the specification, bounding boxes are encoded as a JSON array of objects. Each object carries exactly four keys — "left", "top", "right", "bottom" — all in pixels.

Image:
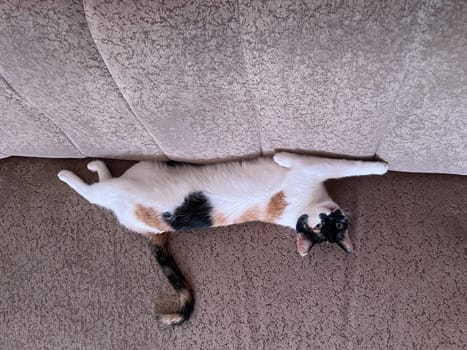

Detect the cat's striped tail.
[{"left": 148, "top": 233, "right": 194, "bottom": 326}]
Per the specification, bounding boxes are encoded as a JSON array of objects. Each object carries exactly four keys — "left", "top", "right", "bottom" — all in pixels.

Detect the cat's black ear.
[
  {"left": 297, "top": 232, "right": 314, "bottom": 257},
  {"left": 337, "top": 230, "right": 353, "bottom": 254}
]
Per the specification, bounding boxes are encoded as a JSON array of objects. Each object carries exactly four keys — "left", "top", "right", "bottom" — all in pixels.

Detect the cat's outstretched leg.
[
  {"left": 314, "top": 158, "right": 388, "bottom": 179},
  {"left": 87, "top": 160, "right": 112, "bottom": 181},
  {"left": 273, "top": 152, "right": 388, "bottom": 179},
  {"left": 57, "top": 170, "right": 99, "bottom": 204}
]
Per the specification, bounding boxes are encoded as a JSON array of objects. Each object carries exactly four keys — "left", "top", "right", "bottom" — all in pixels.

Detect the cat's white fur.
[
  {"left": 57, "top": 152, "right": 388, "bottom": 325},
  {"left": 58, "top": 152, "right": 388, "bottom": 255}
]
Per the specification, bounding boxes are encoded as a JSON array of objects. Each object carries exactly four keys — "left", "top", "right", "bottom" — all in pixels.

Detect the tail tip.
[{"left": 157, "top": 313, "right": 186, "bottom": 326}]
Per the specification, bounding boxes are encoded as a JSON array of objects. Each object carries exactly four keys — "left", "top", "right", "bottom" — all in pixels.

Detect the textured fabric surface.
[
  {"left": 0, "top": 0, "right": 163, "bottom": 159},
  {"left": 0, "top": 76, "right": 81, "bottom": 158},
  {"left": 84, "top": 0, "right": 262, "bottom": 160},
  {"left": 1, "top": 0, "right": 466, "bottom": 173},
  {"left": 377, "top": 0, "right": 467, "bottom": 174},
  {"left": 1, "top": 157, "right": 466, "bottom": 349}
]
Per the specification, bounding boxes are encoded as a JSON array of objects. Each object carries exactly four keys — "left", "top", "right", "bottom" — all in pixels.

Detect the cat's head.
[{"left": 295, "top": 209, "right": 353, "bottom": 256}]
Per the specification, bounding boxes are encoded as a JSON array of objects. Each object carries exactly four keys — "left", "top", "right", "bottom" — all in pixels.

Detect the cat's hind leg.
[{"left": 87, "top": 160, "right": 112, "bottom": 181}]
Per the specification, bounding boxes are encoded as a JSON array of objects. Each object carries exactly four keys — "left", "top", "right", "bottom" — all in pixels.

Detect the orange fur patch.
[
  {"left": 234, "top": 206, "right": 261, "bottom": 224},
  {"left": 264, "top": 191, "right": 288, "bottom": 223},
  {"left": 148, "top": 232, "right": 169, "bottom": 246},
  {"left": 135, "top": 204, "right": 173, "bottom": 232},
  {"left": 179, "top": 288, "right": 193, "bottom": 304},
  {"left": 212, "top": 211, "right": 228, "bottom": 226}
]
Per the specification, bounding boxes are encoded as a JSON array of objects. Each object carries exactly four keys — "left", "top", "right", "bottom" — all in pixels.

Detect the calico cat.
[{"left": 57, "top": 152, "right": 388, "bottom": 325}]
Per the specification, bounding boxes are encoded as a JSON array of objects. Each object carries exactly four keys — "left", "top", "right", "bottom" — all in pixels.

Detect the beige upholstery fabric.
[
  {"left": 0, "top": 76, "right": 81, "bottom": 158},
  {"left": 1, "top": 0, "right": 466, "bottom": 174},
  {"left": 84, "top": 0, "right": 262, "bottom": 160},
  {"left": 377, "top": 0, "right": 467, "bottom": 174},
  {"left": 0, "top": 0, "right": 163, "bottom": 159}
]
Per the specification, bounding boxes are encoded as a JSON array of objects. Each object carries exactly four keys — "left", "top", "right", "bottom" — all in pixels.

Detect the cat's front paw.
[
  {"left": 273, "top": 152, "right": 297, "bottom": 168},
  {"left": 57, "top": 170, "right": 74, "bottom": 183},
  {"left": 374, "top": 162, "right": 389, "bottom": 175},
  {"left": 87, "top": 160, "right": 105, "bottom": 172}
]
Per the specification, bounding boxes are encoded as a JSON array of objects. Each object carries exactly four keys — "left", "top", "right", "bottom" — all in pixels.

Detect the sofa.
[{"left": 1, "top": 0, "right": 466, "bottom": 174}]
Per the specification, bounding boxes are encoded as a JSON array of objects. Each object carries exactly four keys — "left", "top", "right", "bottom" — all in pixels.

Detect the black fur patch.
[
  {"left": 165, "top": 160, "right": 202, "bottom": 167},
  {"left": 165, "top": 160, "right": 188, "bottom": 167},
  {"left": 152, "top": 245, "right": 187, "bottom": 292},
  {"left": 318, "top": 209, "right": 348, "bottom": 243},
  {"left": 296, "top": 209, "right": 348, "bottom": 246},
  {"left": 163, "top": 191, "right": 213, "bottom": 231},
  {"left": 296, "top": 214, "right": 323, "bottom": 244}
]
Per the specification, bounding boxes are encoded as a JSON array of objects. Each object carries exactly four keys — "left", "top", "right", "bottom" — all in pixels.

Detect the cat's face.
[{"left": 295, "top": 209, "right": 353, "bottom": 256}]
